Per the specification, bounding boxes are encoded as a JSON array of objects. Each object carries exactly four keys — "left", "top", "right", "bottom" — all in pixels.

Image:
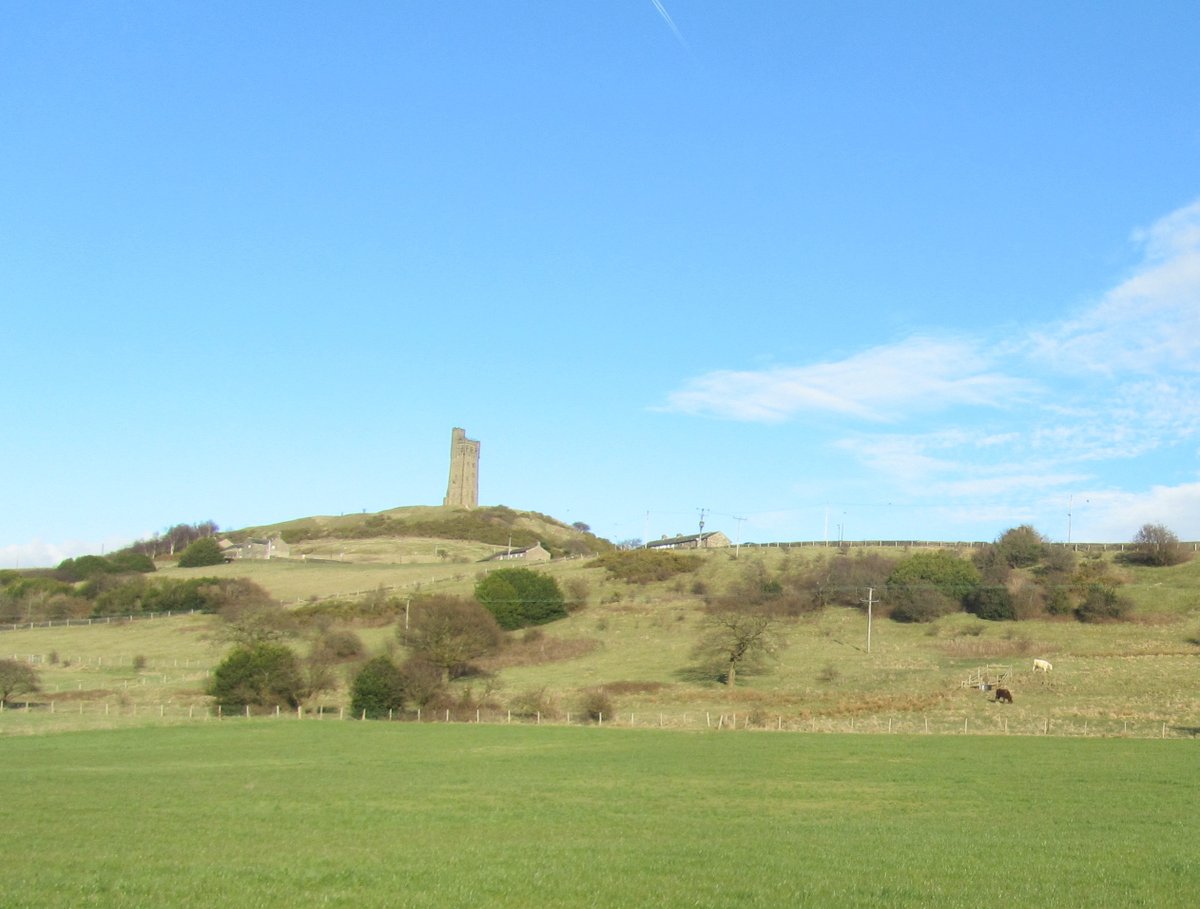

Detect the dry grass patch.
[{"left": 477, "top": 636, "right": 600, "bottom": 671}]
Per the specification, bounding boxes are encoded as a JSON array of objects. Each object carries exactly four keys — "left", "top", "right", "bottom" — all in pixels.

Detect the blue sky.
[{"left": 3, "top": 2, "right": 1200, "bottom": 567}]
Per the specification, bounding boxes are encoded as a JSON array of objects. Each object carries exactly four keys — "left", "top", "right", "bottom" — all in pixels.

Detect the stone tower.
[{"left": 443, "top": 427, "right": 480, "bottom": 509}]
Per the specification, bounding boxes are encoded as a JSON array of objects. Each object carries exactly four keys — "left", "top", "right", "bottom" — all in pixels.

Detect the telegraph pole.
[
  {"left": 697, "top": 508, "right": 708, "bottom": 548},
  {"left": 866, "top": 587, "right": 874, "bottom": 654},
  {"left": 732, "top": 515, "right": 746, "bottom": 559}
]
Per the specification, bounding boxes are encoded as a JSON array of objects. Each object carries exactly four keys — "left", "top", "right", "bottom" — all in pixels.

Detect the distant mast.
[{"left": 443, "top": 427, "right": 480, "bottom": 509}]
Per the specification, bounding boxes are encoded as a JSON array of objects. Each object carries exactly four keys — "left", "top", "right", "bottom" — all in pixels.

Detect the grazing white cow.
[{"left": 1033, "top": 658, "right": 1053, "bottom": 672}]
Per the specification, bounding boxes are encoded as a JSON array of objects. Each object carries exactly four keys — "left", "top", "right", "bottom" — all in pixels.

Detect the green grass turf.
[{"left": 1, "top": 723, "right": 1195, "bottom": 907}]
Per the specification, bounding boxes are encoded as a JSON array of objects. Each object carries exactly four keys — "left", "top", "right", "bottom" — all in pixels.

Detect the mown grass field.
[{"left": 0, "top": 722, "right": 1195, "bottom": 908}]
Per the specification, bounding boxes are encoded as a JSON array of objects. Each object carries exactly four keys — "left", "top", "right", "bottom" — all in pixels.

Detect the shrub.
[
  {"left": 312, "top": 629, "right": 365, "bottom": 662},
  {"left": 178, "top": 537, "right": 226, "bottom": 568},
  {"left": 56, "top": 555, "right": 118, "bottom": 582},
  {"left": 403, "top": 595, "right": 502, "bottom": 679},
  {"left": 994, "top": 525, "right": 1048, "bottom": 568},
  {"left": 964, "top": 585, "right": 1016, "bottom": 621},
  {"left": 474, "top": 568, "right": 567, "bottom": 629},
  {"left": 106, "top": 550, "right": 156, "bottom": 573},
  {"left": 399, "top": 656, "right": 445, "bottom": 708},
  {"left": 888, "top": 551, "right": 980, "bottom": 603},
  {"left": 562, "top": 577, "right": 591, "bottom": 611},
  {"left": 208, "top": 643, "right": 305, "bottom": 711},
  {"left": 0, "top": 659, "right": 40, "bottom": 706},
  {"left": 350, "top": 656, "right": 407, "bottom": 718},
  {"left": 1074, "top": 584, "right": 1133, "bottom": 623},
  {"left": 887, "top": 586, "right": 957, "bottom": 623},
  {"left": 509, "top": 686, "right": 555, "bottom": 718},
  {"left": 578, "top": 687, "right": 614, "bottom": 723},
  {"left": 1126, "top": 523, "right": 1191, "bottom": 567}
]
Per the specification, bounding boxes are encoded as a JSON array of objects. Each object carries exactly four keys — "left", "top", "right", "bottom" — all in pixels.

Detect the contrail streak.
[{"left": 650, "top": 0, "right": 689, "bottom": 51}]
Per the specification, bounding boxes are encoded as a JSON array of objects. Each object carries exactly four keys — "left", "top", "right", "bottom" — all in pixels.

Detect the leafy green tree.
[
  {"left": 350, "top": 656, "right": 408, "bottom": 718},
  {"left": 0, "top": 659, "right": 40, "bottom": 706},
  {"left": 178, "top": 537, "right": 226, "bottom": 568},
  {"left": 474, "top": 568, "right": 567, "bottom": 629},
  {"left": 403, "top": 595, "right": 502, "bottom": 679},
  {"left": 208, "top": 643, "right": 305, "bottom": 711},
  {"left": 1128, "top": 523, "right": 1190, "bottom": 567}
]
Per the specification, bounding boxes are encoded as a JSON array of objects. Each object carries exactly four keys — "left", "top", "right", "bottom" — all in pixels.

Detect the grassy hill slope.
[{"left": 4, "top": 545, "right": 1198, "bottom": 737}]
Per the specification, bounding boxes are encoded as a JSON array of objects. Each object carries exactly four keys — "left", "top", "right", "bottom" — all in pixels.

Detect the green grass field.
[{"left": 1, "top": 722, "right": 1195, "bottom": 908}]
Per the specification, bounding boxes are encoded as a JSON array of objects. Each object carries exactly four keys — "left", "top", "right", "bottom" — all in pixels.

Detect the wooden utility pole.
[{"left": 866, "top": 587, "right": 874, "bottom": 654}]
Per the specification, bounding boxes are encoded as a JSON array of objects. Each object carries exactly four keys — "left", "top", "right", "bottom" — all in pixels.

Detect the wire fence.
[
  {"left": 1, "top": 699, "right": 1196, "bottom": 739},
  {"left": 0, "top": 610, "right": 205, "bottom": 635}
]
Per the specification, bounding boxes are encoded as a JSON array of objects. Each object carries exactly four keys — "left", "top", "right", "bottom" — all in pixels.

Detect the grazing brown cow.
[{"left": 994, "top": 688, "right": 1013, "bottom": 704}]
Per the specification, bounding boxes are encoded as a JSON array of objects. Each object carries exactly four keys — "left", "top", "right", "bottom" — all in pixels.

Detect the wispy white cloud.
[
  {"left": 661, "top": 198, "right": 1200, "bottom": 539},
  {"left": 649, "top": 0, "right": 690, "bottom": 51},
  {"left": 664, "top": 336, "right": 1034, "bottom": 422},
  {"left": 1029, "top": 199, "right": 1200, "bottom": 375}
]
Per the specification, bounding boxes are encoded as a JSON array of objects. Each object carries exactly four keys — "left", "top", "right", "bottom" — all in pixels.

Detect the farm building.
[
  {"left": 485, "top": 542, "right": 551, "bottom": 563},
  {"left": 218, "top": 535, "right": 291, "bottom": 561},
  {"left": 647, "top": 531, "right": 731, "bottom": 551}
]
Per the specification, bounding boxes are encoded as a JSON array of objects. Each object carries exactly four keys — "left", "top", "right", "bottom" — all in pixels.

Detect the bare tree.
[
  {"left": 692, "top": 610, "right": 786, "bottom": 688},
  {"left": 1130, "top": 523, "right": 1190, "bottom": 567},
  {"left": 403, "top": 595, "right": 503, "bottom": 680}
]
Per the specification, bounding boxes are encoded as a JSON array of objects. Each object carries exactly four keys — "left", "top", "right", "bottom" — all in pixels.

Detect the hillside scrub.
[
  {"left": 1, "top": 571, "right": 268, "bottom": 623},
  {"left": 589, "top": 549, "right": 702, "bottom": 584}
]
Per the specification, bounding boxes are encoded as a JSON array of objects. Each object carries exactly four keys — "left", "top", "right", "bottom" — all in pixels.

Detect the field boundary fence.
[
  {"left": 741, "top": 540, "right": 1200, "bottom": 553},
  {"left": 1, "top": 609, "right": 205, "bottom": 635},
  {"left": 2, "top": 700, "right": 1197, "bottom": 740}
]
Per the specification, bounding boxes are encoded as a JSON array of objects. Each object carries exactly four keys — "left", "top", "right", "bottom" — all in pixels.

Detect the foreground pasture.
[{"left": 1, "top": 723, "right": 1195, "bottom": 907}]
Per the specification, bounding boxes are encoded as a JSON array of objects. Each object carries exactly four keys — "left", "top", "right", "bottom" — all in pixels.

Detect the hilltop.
[{"left": 226, "top": 504, "right": 613, "bottom": 562}]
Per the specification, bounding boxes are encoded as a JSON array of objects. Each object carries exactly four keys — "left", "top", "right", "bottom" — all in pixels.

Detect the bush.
[
  {"left": 404, "top": 595, "right": 502, "bottom": 679},
  {"left": 888, "top": 551, "right": 980, "bottom": 602},
  {"left": 178, "top": 537, "right": 226, "bottom": 568},
  {"left": 964, "top": 585, "right": 1016, "bottom": 621},
  {"left": 106, "top": 550, "right": 156, "bottom": 573},
  {"left": 1074, "top": 584, "right": 1133, "bottom": 623},
  {"left": 0, "top": 658, "right": 40, "bottom": 706},
  {"left": 312, "top": 629, "right": 365, "bottom": 662},
  {"left": 56, "top": 555, "right": 118, "bottom": 582},
  {"left": 994, "top": 525, "right": 1048, "bottom": 568},
  {"left": 350, "top": 656, "right": 407, "bottom": 718},
  {"left": 887, "top": 586, "right": 957, "bottom": 623},
  {"left": 578, "top": 687, "right": 614, "bottom": 723},
  {"left": 398, "top": 656, "right": 445, "bottom": 708},
  {"left": 474, "top": 568, "right": 567, "bottom": 629},
  {"left": 208, "top": 643, "right": 305, "bottom": 711},
  {"left": 1126, "top": 523, "right": 1191, "bottom": 567}
]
